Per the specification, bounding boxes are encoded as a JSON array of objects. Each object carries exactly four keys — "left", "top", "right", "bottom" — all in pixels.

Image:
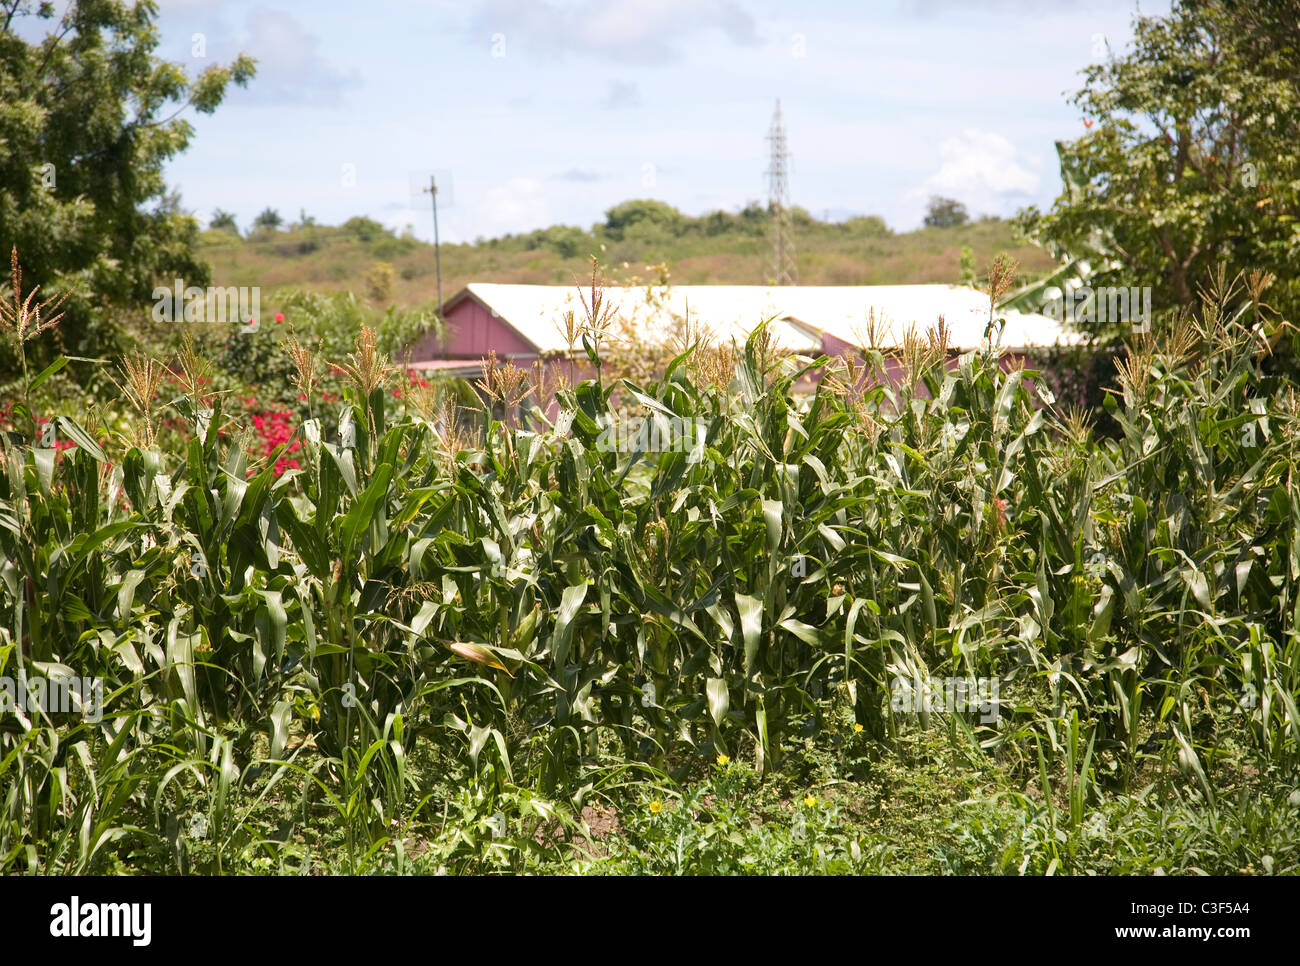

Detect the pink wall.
[
  {"left": 820, "top": 332, "right": 859, "bottom": 357},
  {"left": 404, "top": 298, "right": 537, "bottom": 362},
  {"left": 402, "top": 296, "right": 1043, "bottom": 417}
]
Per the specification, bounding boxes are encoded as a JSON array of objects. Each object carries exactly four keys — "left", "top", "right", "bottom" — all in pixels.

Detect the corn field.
[{"left": 1, "top": 269, "right": 1298, "bottom": 875}]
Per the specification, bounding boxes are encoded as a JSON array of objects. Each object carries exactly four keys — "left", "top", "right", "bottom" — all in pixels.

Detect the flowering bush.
[
  {"left": 246, "top": 401, "right": 301, "bottom": 476},
  {"left": 394, "top": 368, "right": 431, "bottom": 400}
]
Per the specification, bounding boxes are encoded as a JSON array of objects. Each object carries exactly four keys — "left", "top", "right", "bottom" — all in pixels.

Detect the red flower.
[
  {"left": 275, "top": 313, "right": 285, "bottom": 323},
  {"left": 243, "top": 405, "right": 305, "bottom": 477},
  {"left": 1083, "top": 119, "right": 1093, "bottom": 128}
]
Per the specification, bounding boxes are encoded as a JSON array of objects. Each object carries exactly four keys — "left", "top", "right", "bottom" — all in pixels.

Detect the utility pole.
[
  {"left": 766, "top": 99, "right": 797, "bottom": 286},
  {"left": 422, "top": 175, "right": 443, "bottom": 311}
]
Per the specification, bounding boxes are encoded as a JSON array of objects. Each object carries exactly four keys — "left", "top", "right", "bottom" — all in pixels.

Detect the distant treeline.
[
  {"left": 205, "top": 199, "right": 1006, "bottom": 259},
  {"left": 483, "top": 200, "right": 896, "bottom": 258}
]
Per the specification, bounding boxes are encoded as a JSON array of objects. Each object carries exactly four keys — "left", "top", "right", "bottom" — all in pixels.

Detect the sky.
[{"left": 139, "top": 0, "right": 1172, "bottom": 243}]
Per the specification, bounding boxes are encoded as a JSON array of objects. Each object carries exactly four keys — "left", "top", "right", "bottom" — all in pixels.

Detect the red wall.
[
  {"left": 405, "top": 299, "right": 537, "bottom": 361},
  {"left": 404, "top": 300, "right": 1043, "bottom": 414}
]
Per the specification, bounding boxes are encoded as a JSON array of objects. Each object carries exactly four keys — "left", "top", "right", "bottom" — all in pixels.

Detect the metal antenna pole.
[
  {"left": 419, "top": 175, "right": 446, "bottom": 359},
  {"left": 423, "top": 175, "right": 443, "bottom": 311}
]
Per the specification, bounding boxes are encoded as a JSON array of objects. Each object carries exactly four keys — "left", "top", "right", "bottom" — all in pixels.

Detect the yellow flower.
[
  {"left": 803, "top": 795, "right": 817, "bottom": 808},
  {"left": 649, "top": 799, "right": 663, "bottom": 814},
  {"left": 853, "top": 723, "right": 863, "bottom": 733},
  {"left": 716, "top": 754, "right": 730, "bottom": 766}
]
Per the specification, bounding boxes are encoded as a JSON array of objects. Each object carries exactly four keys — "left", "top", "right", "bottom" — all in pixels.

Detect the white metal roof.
[{"left": 458, "top": 282, "right": 1084, "bottom": 355}]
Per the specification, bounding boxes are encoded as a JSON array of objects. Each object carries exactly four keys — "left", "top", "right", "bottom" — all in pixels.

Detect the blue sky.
[{"left": 151, "top": 0, "right": 1170, "bottom": 243}]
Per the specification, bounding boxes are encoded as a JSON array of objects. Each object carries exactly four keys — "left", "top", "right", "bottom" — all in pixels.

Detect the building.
[{"left": 400, "top": 282, "right": 1082, "bottom": 381}]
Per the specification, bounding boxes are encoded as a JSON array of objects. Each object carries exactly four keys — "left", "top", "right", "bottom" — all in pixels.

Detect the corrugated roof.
[
  {"left": 457, "top": 283, "right": 820, "bottom": 356},
  {"left": 404, "top": 358, "right": 484, "bottom": 377},
  {"left": 455, "top": 283, "right": 1084, "bottom": 354}
]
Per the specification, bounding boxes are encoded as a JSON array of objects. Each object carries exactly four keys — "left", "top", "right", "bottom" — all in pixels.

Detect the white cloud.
[
  {"left": 553, "top": 169, "right": 604, "bottom": 182},
  {"left": 897, "top": 0, "right": 1128, "bottom": 14},
  {"left": 914, "top": 128, "right": 1040, "bottom": 217},
  {"left": 477, "top": 178, "right": 550, "bottom": 237},
  {"left": 235, "top": 8, "right": 361, "bottom": 106},
  {"left": 601, "top": 80, "right": 642, "bottom": 110},
  {"left": 381, "top": 206, "right": 424, "bottom": 238},
  {"left": 469, "top": 0, "right": 759, "bottom": 64}
]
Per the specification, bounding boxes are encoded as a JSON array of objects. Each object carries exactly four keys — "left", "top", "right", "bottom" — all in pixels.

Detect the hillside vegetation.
[{"left": 198, "top": 205, "right": 1057, "bottom": 307}]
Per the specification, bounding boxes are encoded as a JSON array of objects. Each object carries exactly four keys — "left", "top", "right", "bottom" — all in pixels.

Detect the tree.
[
  {"left": 532, "top": 225, "right": 590, "bottom": 259},
  {"left": 737, "top": 201, "right": 768, "bottom": 235},
  {"left": 0, "top": 0, "right": 255, "bottom": 363},
  {"left": 923, "top": 197, "right": 970, "bottom": 229},
  {"left": 959, "top": 245, "right": 977, "bottom": 286},
  {"left": 364, "top": 261, "right": 394, "bottom": 304},
  {"left": 341, "top": 216, "right": 387, "bottom": 242},
  {"left": 1014, "top": 0, "right": 1300, "bottom": 330},
  {"left": 790, "top": 205, "right": 815, "bottom": 228},
  {"left": 253, "top": 207, "right": 283, "bottom": 232},
  {"left": 840, "top": 215, "right": 891, "bottom": 238},
  {"left": 602, "top": 199, "right": 685, "bottom": 241},
  {"left": 698, "top": 209, "right": 737, "bottom": 236},
  {"left": 210, "top": 209, "right": 240, "bottom": 233}
]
